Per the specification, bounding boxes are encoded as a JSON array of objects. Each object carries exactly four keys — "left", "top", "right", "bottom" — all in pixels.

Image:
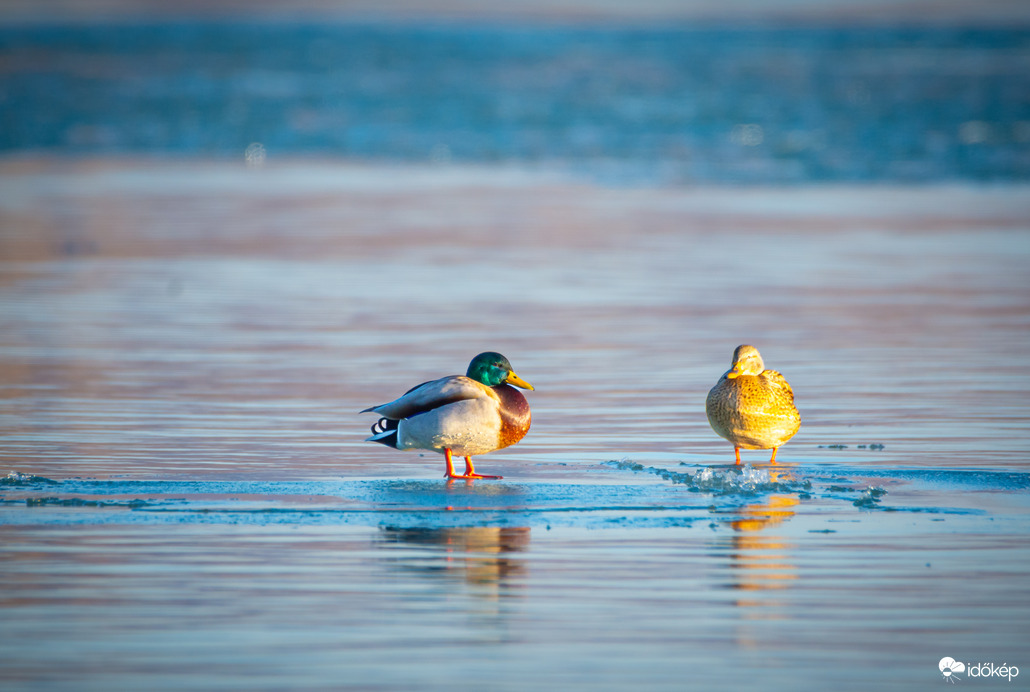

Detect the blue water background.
[{"left": 2, "top": 22, "right": 1030, "bottom": 182}]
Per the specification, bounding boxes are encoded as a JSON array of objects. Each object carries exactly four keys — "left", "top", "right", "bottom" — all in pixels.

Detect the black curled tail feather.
[
  {"left": 370, "top": 418, "right": 396, "bottom": 435},
  {"left": 367, "top": 417, "right": 399, "bottom": 448}
]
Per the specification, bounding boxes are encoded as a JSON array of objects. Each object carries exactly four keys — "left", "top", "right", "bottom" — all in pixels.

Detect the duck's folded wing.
[
  {"left": 361, "top": 375, "right": 494, "bottom": 420},
  {"left": 762, "top": 370, "right": 795, "bottom": 403}
]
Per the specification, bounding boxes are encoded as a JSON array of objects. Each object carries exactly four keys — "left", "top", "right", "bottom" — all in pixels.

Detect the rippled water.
[{"left": 1, "top": 159, "right": 1029, "bottom": 689}]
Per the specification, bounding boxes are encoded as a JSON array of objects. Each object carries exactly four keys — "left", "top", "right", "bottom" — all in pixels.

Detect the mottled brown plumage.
[{"left": 706, "top": 345, "right": 800, "bottom": 464}]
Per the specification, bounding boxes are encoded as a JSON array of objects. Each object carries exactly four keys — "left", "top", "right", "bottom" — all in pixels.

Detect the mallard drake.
[
  {"left": 706, "top": 345, "right": 800, "bottom": 464},
  {"left": 362, "top": 352, "right": 534, "bottom": 480}
]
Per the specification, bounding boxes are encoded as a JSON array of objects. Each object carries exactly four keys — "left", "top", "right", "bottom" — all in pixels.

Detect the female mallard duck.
[
  {"left": 706, "top": 345, "right": 800, "bottom": 464},
  {"left": 361, "top": 352, "right": 534, "bottom": 480}
]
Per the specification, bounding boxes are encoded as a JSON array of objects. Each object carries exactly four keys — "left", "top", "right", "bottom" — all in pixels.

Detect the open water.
[{"left": 1, "top": 22, "right": 1029, "bottom": 182}]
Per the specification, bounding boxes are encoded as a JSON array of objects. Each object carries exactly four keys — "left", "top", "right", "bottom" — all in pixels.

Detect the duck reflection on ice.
[
  {"left": 729, "top": 494, "right": 800, "bottom": 537},
  {"left": 717, "top": 493, "right": 800, "bottom": 649},
  {"left": 379, "top": 527, "right": 530, "bottom": 596},
  {"left": 719, "top": 469, "right": 801, "bottom": 597},
  {"left": 705, "top": 487, "right": 803, "bottom": 658},
  {"left": 724, "top": 495, "right": 799, "bottom": 592}
]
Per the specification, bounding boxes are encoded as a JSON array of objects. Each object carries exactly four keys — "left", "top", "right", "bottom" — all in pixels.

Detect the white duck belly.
[{"left": 396, "top": 397, "right": 503, "bottom": 457}]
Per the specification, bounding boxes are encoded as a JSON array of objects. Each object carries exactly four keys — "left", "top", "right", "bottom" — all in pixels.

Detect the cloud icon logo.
[{"left": 940, "top": 657, "right": 966, "bottom": 682}]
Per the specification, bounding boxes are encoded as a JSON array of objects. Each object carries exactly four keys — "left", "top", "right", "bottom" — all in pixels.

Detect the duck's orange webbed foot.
[
  {"left": 462, "top": 455, "right": 502, "bottom": 480},
  {"left": 442, "top": 449, "right": 502, "bottom": 480}
]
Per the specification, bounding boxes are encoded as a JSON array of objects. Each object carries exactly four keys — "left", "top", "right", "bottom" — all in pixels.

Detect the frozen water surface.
[
  {"left": 2, "top": 162, "right": 1029, "bottom": 690},
  {"left": 1, "top": 16, "right": 1030, "bottom": 688},
  {"left": 1, "top": 466, "right": 1028, "bottom": 691}
]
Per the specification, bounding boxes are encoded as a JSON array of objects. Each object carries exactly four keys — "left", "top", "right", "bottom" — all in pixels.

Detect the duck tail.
[{"left": 366, "top": 417, "right": 399, "bottom": 448}]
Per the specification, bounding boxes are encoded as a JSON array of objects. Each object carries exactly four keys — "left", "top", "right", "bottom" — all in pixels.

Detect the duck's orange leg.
[
  {"left": 769, "top": 447, "right": 779, "bottom": 465},
  {"left": 444, "top": 448, "right": 459, "bottom": 478},
  {"left": 734, "top": 447, "right": 742, "bottom": 465},
  {"left": 442, "top": 449, "right": 502, "bottom": 480},
  {"left": 463, "top": 456, "right": 502, "bottom": 480}
]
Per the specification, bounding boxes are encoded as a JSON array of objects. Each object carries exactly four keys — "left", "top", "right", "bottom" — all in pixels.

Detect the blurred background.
[{"left": 2, "top": 0, "right": 1029, "bottom": 183}]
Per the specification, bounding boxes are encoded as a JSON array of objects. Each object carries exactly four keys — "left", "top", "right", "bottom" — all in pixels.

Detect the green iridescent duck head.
[{"left": 466, "top": 352, "right": 534, "bottom": 390}]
